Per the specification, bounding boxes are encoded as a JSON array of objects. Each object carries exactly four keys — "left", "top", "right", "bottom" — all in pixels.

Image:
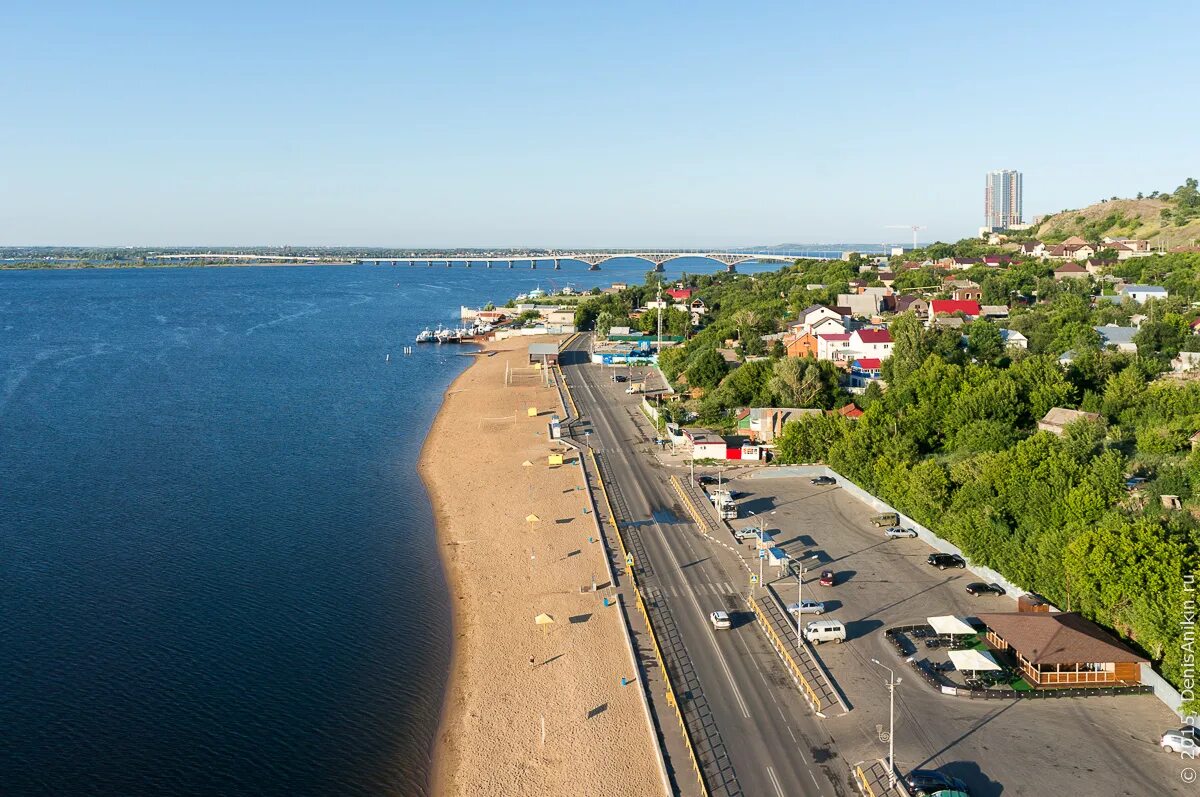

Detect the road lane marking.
[{"left": 766, "top": 766, "right": 786, "bottom": 797}]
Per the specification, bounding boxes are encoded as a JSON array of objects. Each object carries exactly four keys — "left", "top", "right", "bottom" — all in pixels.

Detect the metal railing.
[
  {"left": 748, "top": 595, "right": 823, "bottom": 712},
  {"left": 669, "top": 476, "right": 712, "bottom": 534}
]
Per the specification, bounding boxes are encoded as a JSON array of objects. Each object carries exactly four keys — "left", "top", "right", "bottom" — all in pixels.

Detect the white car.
[
  {"left": 885, "top": 526, "right": 919, "bottom": 539},
  {"left": 1161, "top": 729, "right": 1199, "bottom": 755},
  {"left": 710, "top": 611, "right": 732, "bottom": 630},
  {"left": 787, "top": 600, "right": 826, "bottom": 616}
]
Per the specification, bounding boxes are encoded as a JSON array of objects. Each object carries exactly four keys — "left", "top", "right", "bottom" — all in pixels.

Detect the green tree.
[
  {"left": 687, "top": 347, "right": 728, "bottom": 390},
  {"left": 966, "top": 319, "right": 1003, "bottom": 363}
]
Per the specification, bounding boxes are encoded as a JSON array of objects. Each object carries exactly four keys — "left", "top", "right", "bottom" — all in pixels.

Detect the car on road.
[
  {"left": 928, "top": 552, "right": 967, "bottom": 570},
  {"left": 612, "top": 374, "right": 627, "bottom": 382},
  {"left": 810, "top": 476, "right": 836, "bottom": 486},
  {"left": 884, "top": 526, "right": 919, "bottom": 539},
  {"left": 733, "top": 526, "right": 762, "bottom": 542},
  {"left": 786, "top": 600, "right": 827, "bottom": 616},
  {"left": 818, "top": 570, "right": 835, "bottom": 586},
  {"left": 710, "top": 610, "right": 732, "bottom": 630},
  {"left": 905, "top": 769, "right": 969, "bottom": 796},
  {"left": 695, "top": 474, "right": 716, "bottom": 486},
  {"left": 1161, "top": 729, "right": 1199, "bottom": 755},
  {"left": 625, "top": 385, "right": 639, "bottom": 394},
  {"left": 965, "top": 582, "right": 1006, "bottom": 596},
  {"left": 802, "top": 619, "right": 845, "bottom": 644}
]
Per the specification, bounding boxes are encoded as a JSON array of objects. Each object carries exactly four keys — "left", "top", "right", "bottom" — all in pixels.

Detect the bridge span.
[{"left": 355, "top": 249, "right": 841, "bottom": 272}]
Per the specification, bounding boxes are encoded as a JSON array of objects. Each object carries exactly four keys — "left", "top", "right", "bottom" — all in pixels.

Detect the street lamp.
[
  {"left": 870, "top": 658, "right": 901, "bottom": 789},
  {"left": 795, "top": 553, "right": 818, "bottom": 645}
]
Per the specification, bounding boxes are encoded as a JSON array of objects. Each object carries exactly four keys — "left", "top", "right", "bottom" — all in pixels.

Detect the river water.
[{"left": 0, "top": 259, "right": 780, "bottom": 795}]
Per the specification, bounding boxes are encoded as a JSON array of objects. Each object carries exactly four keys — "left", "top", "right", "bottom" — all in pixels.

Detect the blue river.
[{"left": 0, "top": 258, "right": 786, "bottom": 795}]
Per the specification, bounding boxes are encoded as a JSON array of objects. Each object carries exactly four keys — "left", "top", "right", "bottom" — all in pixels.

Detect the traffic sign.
[
  {"left": 625, "top": 553, "right": 634, "bottom": 567},
  {"left": 759, "top": 549, "right": 767, "bottom": 559},
  {"left": 750, "top": 574, "right": 759, "bottom": 584}
]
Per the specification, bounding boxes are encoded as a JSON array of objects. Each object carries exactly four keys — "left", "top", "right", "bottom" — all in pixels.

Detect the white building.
[{"left": 1119, "top": 284, "right": 1169, "bottom": 303}]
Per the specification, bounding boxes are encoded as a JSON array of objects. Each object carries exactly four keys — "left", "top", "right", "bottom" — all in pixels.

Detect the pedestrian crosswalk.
[{"left": 660, "top": 581, "right": 735, "bottom": 596}]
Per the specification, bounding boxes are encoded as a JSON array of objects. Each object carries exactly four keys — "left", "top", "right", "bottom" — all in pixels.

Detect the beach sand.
[{"left": 421, "top": 336, "right": 662, "bottom": 797}]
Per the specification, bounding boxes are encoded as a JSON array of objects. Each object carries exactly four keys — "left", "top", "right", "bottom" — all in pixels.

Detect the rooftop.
[{"left": 978, "top": 612, "right": 1147, "bottom": 665}]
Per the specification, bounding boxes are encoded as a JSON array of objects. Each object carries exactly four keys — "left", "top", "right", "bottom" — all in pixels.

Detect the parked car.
[
  {"left": 710, "top": 610, "right": 732, "bottom": 630},
  {"left": 928, "top": 553, "right": 966, "bottom": 570},
  {"left": 803, "top": 619, "right": 845, "bottom": 644},
  {"left": 1161, "top": 729, "right": 1199, "bottom": 755},
  {"left": 695, "top": 474, "right": 716, "bottom": 486},
  {"left": 613, "top": 374, "right": 628, "bottom": 382},
  {"left": 884, "top": 526, "right": 919, "bottom": 539},
  {"left": 966, "top": 582, "right": 1006, "bottom": 596},
  {"left": 787, "top": 600, "right": 826, "bottom": 616},
  {"left": 818, "top": 570, "right": 835, "bottom": 586},
  {"left": 810, "top": 476, "right": 836, "bottom": 486},
  {"left": 905, "top": 769, "right": 969, "bottom": 796},
  {"left": 733, "top": 526, "right": 761, "bottom": 542},
  {"left": 870, "top": 512, "right": 900, "bottom": 527}
]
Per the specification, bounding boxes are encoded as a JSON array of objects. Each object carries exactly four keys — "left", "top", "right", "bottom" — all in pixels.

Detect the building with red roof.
[
  {"left": 929, "top": 299, "right": 981, "bottom": 322},
  {"left": 665, "top": 287, "right": 694, "bottom": 301}
]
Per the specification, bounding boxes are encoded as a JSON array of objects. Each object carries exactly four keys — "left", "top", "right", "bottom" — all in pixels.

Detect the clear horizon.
[{"left": 3, "top": 1, "right": 1198, "bottom": 247}]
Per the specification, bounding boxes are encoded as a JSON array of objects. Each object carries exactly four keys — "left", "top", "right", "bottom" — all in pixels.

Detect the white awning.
[
  {"left": 927, "top": 615, "right": 976, "bottom": 636},
  {"left": 948, "top": 648, "right": 1001, "bottom": 672}
]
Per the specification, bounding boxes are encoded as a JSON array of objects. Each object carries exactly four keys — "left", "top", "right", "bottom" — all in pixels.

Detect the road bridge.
[{"left": 355, "top": 249, "right": 846, "bottom": 272}]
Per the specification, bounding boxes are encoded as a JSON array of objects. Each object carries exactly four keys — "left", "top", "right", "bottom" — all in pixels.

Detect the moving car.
[
  {"left": 810, "top": 476, "right": 836, "bottom": 486},
  {"left": 965, "top": 582, "right": 1006, "bottom": 596},
  {"left": 1161, "top": 729, "right": 1199, "bottom": 755},
  {"left": 786, "top": 600, "right": 826, "bottom": 616},
  {"left": 695, "top": 474, "right": 716, "bottom": 486},
  {"left": 884, "top": 526, "right": 919, "bottom": 539},
  {"left": 818, "top": 570, "right": 835, "bottom": 586},
  {"left": 870, "top": 512, "right": 900, "bottom": 527},
  {"left": 905, "top": 769, "right": 969, "bottom": 796},
  {"left": 613, "top": 374, "right": 627, "bottom": 382},
  {"left": 710, "top": 611, "right": 732, "bottom": 630},
  {"left": 625, "top": 385, "right": 639, "bottom": 394},
  {"left": 927, "top": 553, "right": 967, "bottom": 570},
  {"left": 803, "top": 619, "right": 845, "bottom": 644},
  {"left": 733, "top": 526, "right": 761, "bottom": 542}
]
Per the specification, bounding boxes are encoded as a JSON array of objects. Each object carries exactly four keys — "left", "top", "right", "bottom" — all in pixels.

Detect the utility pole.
[{"left": 870, "top": 659, "right": 901, "bottom": 789}]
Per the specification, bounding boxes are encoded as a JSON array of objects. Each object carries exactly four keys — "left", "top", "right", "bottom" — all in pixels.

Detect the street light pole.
[{"left": 870, "top": 658, "right": 901, "bottom": 789}]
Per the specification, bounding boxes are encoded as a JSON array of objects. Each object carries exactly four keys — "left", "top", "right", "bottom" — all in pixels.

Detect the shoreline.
[{"left": 418, "top": 335, "right": 661, "bottom": 797}]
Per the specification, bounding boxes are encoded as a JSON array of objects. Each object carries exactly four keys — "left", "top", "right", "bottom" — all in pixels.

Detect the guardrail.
[
  {"left": 586, "top": 435, "right": 708, "bottom": 794},
  {"left": 853, "top": 764, "right": 878, "bottom": 797},
  {"left": 748, "top": 595, "right": 823, "bottom": 713},
  {"left": 669, "top": 476, "right": 712, "bottom": 535}
]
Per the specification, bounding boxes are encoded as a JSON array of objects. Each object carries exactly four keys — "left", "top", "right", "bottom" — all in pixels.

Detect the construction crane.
[{"left": 886, "top": 224, "right": 927, "bottom": 250}]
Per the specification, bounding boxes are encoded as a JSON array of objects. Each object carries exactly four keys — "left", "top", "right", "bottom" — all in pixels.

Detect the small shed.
[
  {"left": 528, "top": 342, "right": 560, "bottom": 366},
  {"left": 766, "top": 547, "right": 789, "bottom": 568}
]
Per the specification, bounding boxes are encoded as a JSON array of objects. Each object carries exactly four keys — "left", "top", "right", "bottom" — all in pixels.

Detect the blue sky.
[{"left": 2, "top": 1, "right": 1197, "bottom": 247}]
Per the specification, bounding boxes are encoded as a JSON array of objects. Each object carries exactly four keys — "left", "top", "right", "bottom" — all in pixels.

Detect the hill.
[{"left": 1032, "top": 179, "right": 1200, "bottom": 248}]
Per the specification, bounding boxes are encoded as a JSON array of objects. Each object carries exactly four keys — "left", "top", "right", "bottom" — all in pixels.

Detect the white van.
[{"left": 803, "top": 620, "right": 846, "bottom": 644}]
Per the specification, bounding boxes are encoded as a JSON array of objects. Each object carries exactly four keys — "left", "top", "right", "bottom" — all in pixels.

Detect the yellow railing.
[
  {"left": 580, "top": 415, "right": 708, "bottom": 793},
  {"left": 669, "top": 476, "right": 711, "bottom": 534},
  {"left": 854, "top": 765, "right": 878, "bottom": 797},
  {"left": 748, "top": 595, "right": 822, "bottom": 712}
]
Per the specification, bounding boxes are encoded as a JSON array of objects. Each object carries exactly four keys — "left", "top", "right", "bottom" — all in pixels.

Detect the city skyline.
[{"left": 2, "top": 2, "right": 1198, "bottom": 246}]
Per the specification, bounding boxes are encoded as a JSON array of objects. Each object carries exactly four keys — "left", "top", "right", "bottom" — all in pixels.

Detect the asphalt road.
[{"left": 560, "top": 336, "right": 849, "bottom": 797}]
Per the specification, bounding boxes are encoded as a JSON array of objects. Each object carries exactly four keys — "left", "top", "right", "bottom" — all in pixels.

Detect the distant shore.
[
  {"left": 0, "top": 261, "right": 358, "bottom": 271},
  {"left": 418, "top": 335, "right": 661, "bottom": 797}
]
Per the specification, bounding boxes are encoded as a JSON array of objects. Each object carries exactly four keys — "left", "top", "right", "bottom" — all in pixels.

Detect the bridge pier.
[
  {"left": 486, "top": 261, "right": 492, "bottom": 268},
  {"left": 653, "top": 262, "right": 665, "bottom": 273},
  {"left": 530, "top": 259, "right": 537, "bottom": 269},
  {"left": 725, "top": 263, "right": 737, "bottom": 273},
  {"left": 507, "top": 260, "right": 513, "bottom": 268},
  {"left": 553, "top": 258, "right": 560, "bottom": 270},
  {"left": 588, "top": 263, "right": 600, "bottom": 271},
  {"left": 464, "top": 259, "right": 471, "bottom": 268}
]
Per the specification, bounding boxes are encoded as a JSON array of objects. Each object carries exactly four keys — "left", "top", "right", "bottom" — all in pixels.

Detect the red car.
[{"left": 818, "top": 570, "right": 835, "bottom": 587}]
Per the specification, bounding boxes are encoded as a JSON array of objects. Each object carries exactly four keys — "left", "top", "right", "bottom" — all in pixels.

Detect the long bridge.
[{"left": 354, "top": 249, "right": 846, "bottom": 272}]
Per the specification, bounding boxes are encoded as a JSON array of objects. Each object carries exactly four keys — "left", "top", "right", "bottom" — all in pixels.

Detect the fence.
[
  {"left": 670, "top": 476, "right": 713, "bottom": 535},
  {"left": 747, "top": 595, "right": 823, "bottom": 713},
  {"left": 589, "top": 447, "right": 709, "bottom": 796}
]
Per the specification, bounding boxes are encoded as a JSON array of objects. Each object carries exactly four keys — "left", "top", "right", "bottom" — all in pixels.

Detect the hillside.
[{"left": 1033, "top": 183, "right": 1200, "bottom": 248}]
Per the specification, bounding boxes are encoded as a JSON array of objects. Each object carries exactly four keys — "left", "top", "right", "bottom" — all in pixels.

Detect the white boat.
[{"left": 416, "top": 328, "right": 435, "bottom": 343}]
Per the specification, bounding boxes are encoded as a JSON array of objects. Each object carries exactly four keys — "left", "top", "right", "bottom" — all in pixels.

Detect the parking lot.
[{"left": 720, "top": 468, "right": 1191, "bottom": 797}]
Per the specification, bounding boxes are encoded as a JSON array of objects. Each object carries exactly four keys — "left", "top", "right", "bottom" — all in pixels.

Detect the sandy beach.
[{"left": 420, "top": 336, "right": 662, "bottom": 797}]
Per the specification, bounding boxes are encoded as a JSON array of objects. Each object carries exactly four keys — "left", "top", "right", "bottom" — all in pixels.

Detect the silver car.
[
  {"left": 1161, "top": 729, "right": 1199, "bottom": 755},
  {"left": 734, "top": 526, "right": 762, "bottom": 541},
  {"left": 786, "top": 600, "right": 826, "bottom": 616},
  {"left": 885, "top": 526, "right": 919, "bottom": 539},
  {"left": 710, "top": 611, "right": 732, "bottom": 630}
]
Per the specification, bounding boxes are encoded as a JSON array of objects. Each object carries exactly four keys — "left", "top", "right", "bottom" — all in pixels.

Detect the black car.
[
  {"left": 927, "top": 552, "right": 966, "bottom": 570},
  {"left": 966, "top": 582, "right": 1006, "bottom": 596},
  {"left": 695, "top": 475, "right": 716, "bottom": 486},
  {"left": 613, "top": 374, "right": 628, "bottom": 382},
  {"left": 811, "top": 476, "right": 836, "bottom": 486},
  {"left": 905, "top": 769, "right": 968, "bottom": 796}
]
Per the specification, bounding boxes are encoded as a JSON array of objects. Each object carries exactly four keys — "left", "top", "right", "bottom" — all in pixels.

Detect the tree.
[
  {"left": 687, "top": 347, "right": 728, "bottom": 390},
  {"left": 769, "top": 357, "right": 838, "bottom": 408},
  {"left": 882, "top": 311, "right": 929, "bottom": 385},
  {"left": 595, "top": 310, "right": 618, "bottom": 338},
  {"left": 966, "top": 319, "right": 1003, "bottom": 364}
]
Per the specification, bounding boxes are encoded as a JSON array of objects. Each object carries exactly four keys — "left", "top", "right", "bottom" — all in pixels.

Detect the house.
[
  {"left": 1062, "top": 235, "right": 1089, "bottom": 245},
  {"left": 837, "top": 292, "right": 887, "bottom": 317},
  {"left": 528, "top": 342, "right": 560, "bottom": 366},
  {"left": 982, "top": 255, "right": 1015, "bottom": 267},
  {"left": 1058, "top": 350, "right": 1077, "bottom": 366},
  {"left": 665, "top": 287, "right": 693, "bottom": 301},
  {"left": 740, "top": 407, "right": 822, "bottom": 443},
  {"left": 945, "top": 279, "right": 983, "bottom": 301},
  {"left": 894, "top": 295, "right": 929, "bottom": 316},
  {"left": 689, "top": 298, "right": 706, "bottom": 316},
  {"left": 835, "top": 403, "right": 863, "bottom": 419},
  {"left": 1119, "top": 284, "right": 1169, "bottom": 303},
  {"left": 1093, "top": 325, "right": 1139, "bottom": 353},
  {"left": 1190, "top": 318, "right": 1200, "bottom": 335},
  {"left": 1053, "top": 262, "right": 1089, "bottom": 281},
  {"left": 849, "top": 358, "right": 883, "bottom": 391},
  {"left": 1038, "top": 407, "right": 1103, "bottom": 436},
  {"left": 929, "top": 299, "right": 981, "bottom": 323},
  {"left": 682, "top": 428, "right": 729, "bottom": 460},
  {"left": 784, "top": 332, "right": 819, "bottom": 359},
  {"left": 849, "top": 328, "right": 894, "bottom": 359},
  {"left": 1047, "top": 242, "right": 1096, "bottom": 260},
  {"left": 1082, "top": 259, "right": 1111, "bottom": 276},
  {"left": 877, "top": 271, "right": 896, "bottom": 287},
  {"left": 817, "top": 333, "right": 854, "bottom": 362},
  {"left": 999, "top": 328, "right": 1028, "bottom": 349},
  {"left": 1172, "top": 351, "right": 1200, "bottom": 373},
  {"left": 940, "top": 256, "right": 982, "bottom": 270},
  {"left": 1018, "top": 241, "right": 1046, "bottom": 258},
  {"left": 980, "top": 304, "right": 1010, "bottom": 320},
  {"left": 978, "top": 612, "right": 1146, "bottom": 687}
]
